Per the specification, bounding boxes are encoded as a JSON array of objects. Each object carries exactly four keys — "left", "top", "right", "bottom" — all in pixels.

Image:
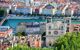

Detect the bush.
[
  {"left": 53, "top": 32, "right": 80, "bottom": 50},
  {"left": 7, "top": 44, "right": 54, "bottom": 50}
]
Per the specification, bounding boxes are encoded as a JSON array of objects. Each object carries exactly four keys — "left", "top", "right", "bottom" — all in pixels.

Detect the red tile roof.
[{"left": 0, "top": 29, "right": 13, "bottom": 37}]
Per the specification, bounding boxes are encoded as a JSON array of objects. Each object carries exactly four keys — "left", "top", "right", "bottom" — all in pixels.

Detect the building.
[
  {"left": 69, "top": 18, "right": 80, "bottom": 32},
  {"left": 27, "top": 33, "right": 41, "bottom": 47},
  {"left": 42, "top": 3, "right": 57, "bottom": 15},
  {"left": 16, "top": 23, "right": 26, "bottom": 33},
  {"left": 25, "top": 22, "right": 46, "bottom": 47},
  {"left": 15, "top": 8, "right": 31, "bottom": 14},
  {"left": 16, "top": 22, "right": 46, "bottom": 47},
  {"left": 25, "top": 22, "right": 46, "bottom": 34},
  {"left": 70, "top": 24, "right": 80, "bottom": 32},
  {"left": 0, "top": 26, "right": 13, "bottom": 38},
  {"left": 16, "top": 22, "right": 46, "bottom": 34},
  {"left": 0, "top": 0, "right": 12, "bottom": 2},
  {"left": 46, "top": 17, "right": 67, "bottom": 46}
]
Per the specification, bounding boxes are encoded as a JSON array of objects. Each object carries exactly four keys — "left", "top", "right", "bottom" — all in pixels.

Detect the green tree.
[
  {"left": 55, "top": 47, "right": 58, "bottom": 50},
  {"left": 53, "top": 32, "right": 79, "bottom": 50},
  {"left": 16, "top": 32, "right": 26, "bottom": 36},
  {"left": 61, "top": 45, "right": 65, "bottom": 50},
  {"left": 76, "top": 32, "right": 80, "bottom": 50},
  {"left": 16, "top": 32, "right": 22, "bottom": 36},
  {"left": 0, "top": 8, "right": 7, "bottom": 16}
]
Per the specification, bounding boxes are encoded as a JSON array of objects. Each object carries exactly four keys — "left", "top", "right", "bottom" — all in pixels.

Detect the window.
[
  {"left": 49, "top": 26, "right": 51, "bottom": 30},
  {"left": 59, "top": 26, "right": 63, "bottom": 30},
  {"left": 66, "top": 27, "right": 69, "bottom": 32},
  {"left": 74, "top": 27, "right": 79, "bottom": 32},
  {"left": 54, "top": 31, "right": 58, "bottom": 35},
  {"left": 48, "top": 32, "right": 51, "bottom": 35},
  {"left": 47, "top": 18, "right": 51, "bottom": 23},
  {"left": 74, "top": 29, "right": 78, "bottom": 32},
  {"left": 66, "top": 20, "right": 69, "bottom": 24}
]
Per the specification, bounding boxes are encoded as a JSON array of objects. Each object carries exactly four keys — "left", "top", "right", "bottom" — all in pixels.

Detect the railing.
[
  {"left": 7, "top": 16, "right": 40, "bottom": 19},
  {"left": 0, "top": 16, "right": 8, "bottom": 26}
]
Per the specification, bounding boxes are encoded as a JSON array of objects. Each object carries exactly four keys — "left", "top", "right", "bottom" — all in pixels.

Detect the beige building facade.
[{"left": 46, "top": 17, "right": 67, "bottom": 46}]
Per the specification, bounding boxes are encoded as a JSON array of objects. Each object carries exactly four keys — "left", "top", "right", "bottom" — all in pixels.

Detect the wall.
[
  {"left": 42, "top": 9, "right": 53, "bottom": 15},
  {"left": 46, "top": 20, "right": 67, "bottom": 46}
]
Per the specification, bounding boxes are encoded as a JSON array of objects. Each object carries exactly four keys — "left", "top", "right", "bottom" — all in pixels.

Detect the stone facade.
[{"left": 46, "top": 17, "right": 67, "bottom": 46}]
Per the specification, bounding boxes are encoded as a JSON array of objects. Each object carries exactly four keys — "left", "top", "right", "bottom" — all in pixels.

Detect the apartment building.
[
  {"left": 0, "top": 26, "right": 13, "bottom": 38},
  {"left": 69, "top": 18, "right": 80, "bottom": 32}
]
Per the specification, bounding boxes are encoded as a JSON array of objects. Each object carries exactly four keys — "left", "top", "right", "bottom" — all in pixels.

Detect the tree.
[
  {"left": 61, "top": 45, "right": 65, "bottom": 50},
  {"left": 16, "top": 32, "right": 22, "bottom": 36},
  {"left": 53, "top": 32, "right": 80, "bottom": 50},
  {"left": 55, "top": 47, "right": 58, "bottom": 50},
  {"left": 76, "top": 32, "right": 80, "bottom": 50},
  {"left": 71, "top": 46, "right": 75, "bottom": 50},
  {"left": 16, "top": 32, "right": 26, "bottom": 36},
  {"left": 0, "top": 8, "right": 7, "bottom": 16},
  {"left": 21, "top": 32, "right": 26, "bottom": 36}
]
